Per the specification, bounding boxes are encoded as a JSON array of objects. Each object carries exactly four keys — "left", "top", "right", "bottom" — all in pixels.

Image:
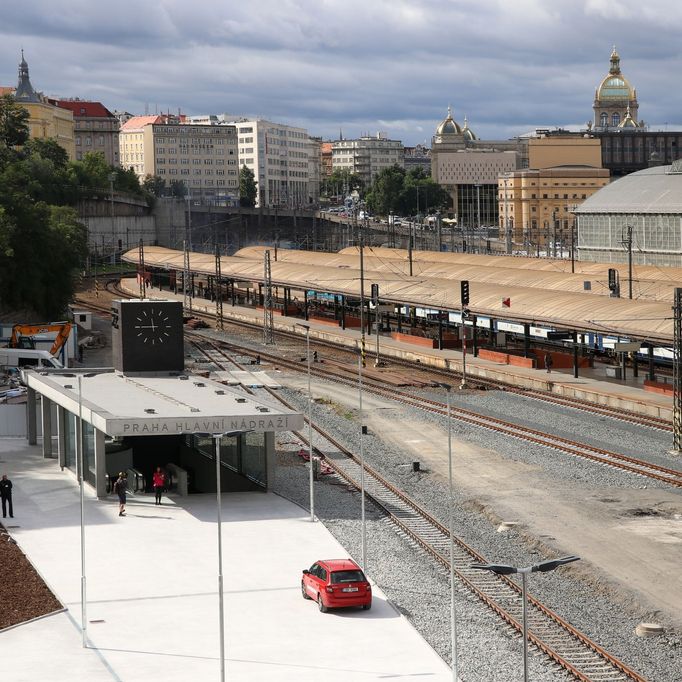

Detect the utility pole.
[
  {"left": 138, "top": 239, "right": 146, "bottom": 299},
  {"left": 263, "top": 250, "right": 275, "bottom": 344},
  {"left": 359, "top": 219, "right": 366, "bottom": 368},
  {"left": 372, "top": 283, "right": 380, "bottom": 367},
  {"left": 620, "top": 224, "right": 634, "bottom": 299},
  {"left": 183, "top": 239, "right": 190, "bottom": 311},
  {"left": 215, "top": 244, "right": 224, "bottom": 331},
  {"left": 674, "top": 288, "right": 682, "bottom": 452}
]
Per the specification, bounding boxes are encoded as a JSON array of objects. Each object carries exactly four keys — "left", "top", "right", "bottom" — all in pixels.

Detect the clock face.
[{"left": 134, "top": 308, "right": 173, "bottom": 345}]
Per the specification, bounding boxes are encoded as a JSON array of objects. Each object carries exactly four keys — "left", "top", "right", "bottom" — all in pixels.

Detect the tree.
[
  {"left": 239, "top": 165, "right": 258, "bottom": 207},
  {"left": 320, "top": 169, "right": 365, "bottom": 198},
  {"left": 169, "top": 179, "right": 187, "bottom": 198},
  {"left": 400, "top": 168, "right": 450, "bottom": 216},
  {"left": 0, "top": 110, "right": 88, "bottom": 317},
  {"left": 142, "top": 174, "right": 166, "bottom": 197},
  {"left": 364, "top": 164, "right": 406, "bottom": 214},
  {"left": 0, "top": 94, "right": 29, "bottom": 150}
]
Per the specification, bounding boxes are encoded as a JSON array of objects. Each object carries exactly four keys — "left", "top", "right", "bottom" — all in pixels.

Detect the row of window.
[
  {"left": 154, "top": 128, "right": 236, "bottom": 137},
  {"left": 76, "top": 136, "right": 106, "bottom": 146}
]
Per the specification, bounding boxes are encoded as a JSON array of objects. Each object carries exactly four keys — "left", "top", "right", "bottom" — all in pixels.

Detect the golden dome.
[
  {"left": 619, "top": 106, "right": 639, "bottom": 128},
  {"left": 596, "top": 46, "right": 635, "bottom": 101},
  {"left": 462, "top": 115, "right": 477, "bottom": 141},
  {"left": 436, "top": 105, "right": 462, "bottom": 136}
]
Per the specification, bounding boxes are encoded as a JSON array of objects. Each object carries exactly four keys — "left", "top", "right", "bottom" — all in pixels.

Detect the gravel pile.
[{"left": 274, "top": 386, "right": 682, "bottom": 682}]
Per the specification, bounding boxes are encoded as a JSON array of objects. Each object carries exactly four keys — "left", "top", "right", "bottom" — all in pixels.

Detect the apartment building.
[
  {"left": 119, "top": 115, "right": 239, "bottom": 203},
  {"left": 332, "top": 133, "right": 404, "bottom": 186},
  {"left": 54, "top": 99, "right": 120, "bottom": 165},
  {"left": 229, "top": 118, "right": 311, "bottom": 208}
]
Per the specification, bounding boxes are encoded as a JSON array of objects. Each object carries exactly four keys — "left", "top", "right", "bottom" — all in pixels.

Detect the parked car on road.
[{"left": 301, "top": 559, "right": 371, "bottom": 612}]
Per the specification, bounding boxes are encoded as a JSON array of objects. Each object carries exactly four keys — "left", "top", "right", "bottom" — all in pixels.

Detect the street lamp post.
[
  {"left": 194, "top": 429, "right": 251, "bottom": 682},
  {"left": 65, "top": 372, "right": 96, "bottom": 648},
  {"left": 437, "top": 382, "right": 458, "bottom": 682},
  {"left": 296, "top": 323, "right": 315, "bottom": 522},
  {"left": 471, "top": 556, "right": 580, "bottom": 682}
]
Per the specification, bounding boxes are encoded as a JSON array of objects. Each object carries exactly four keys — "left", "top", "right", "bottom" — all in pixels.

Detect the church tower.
[
  {"left": 593, "top": 47, "right": 639, "bottom": 129},
  {"left": 14, "top": 50, "right": 41, "bottom": 103}
]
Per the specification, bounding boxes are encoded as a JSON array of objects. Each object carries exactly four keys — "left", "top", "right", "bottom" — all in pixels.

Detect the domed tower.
[
  {"left": 461, "top": 116, "right": 477, "bottom": 144},
  {"left": 433, "top": 105, "right": 465, "bottom": 148},
  {"left": 593, "top": 46, "right": 638, "bottom": 129}
]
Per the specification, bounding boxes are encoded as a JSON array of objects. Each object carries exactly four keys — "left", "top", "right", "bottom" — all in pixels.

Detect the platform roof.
[
  {"left": 125, "top": 247, "right": 674, "bottom": 342},
  {"left": 337, "top": 246, "right": 682, "bottom": 289},
  {"left": 233, "top": 246, "right": 674, "bottom": 301},
  {"left": 23, "top": 369, "right": 304, "bottom": 437}
]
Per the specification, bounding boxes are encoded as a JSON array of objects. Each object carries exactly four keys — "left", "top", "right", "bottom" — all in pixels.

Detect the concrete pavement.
[{"left": 1, "top": 438, "right": 452, "bottom": 681}]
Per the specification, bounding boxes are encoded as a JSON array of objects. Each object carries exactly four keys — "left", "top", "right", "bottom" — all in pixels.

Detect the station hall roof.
[
  {"left": 575, "top": 165, "right": 682, "bottom": 214},
  {"left": 125, "top": 247, "right": 674, "bottom": 343},
  {"left": 23, "top": 369, "right": 304, "bottom": 438}
]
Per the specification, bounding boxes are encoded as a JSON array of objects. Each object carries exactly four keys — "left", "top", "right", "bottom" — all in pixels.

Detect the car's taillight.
[
  {"left": 365, "top": 584, "right": 371, "bottom": 591},
  {"left": 326, "top": 586, "right": 334, "bottom": 593}
]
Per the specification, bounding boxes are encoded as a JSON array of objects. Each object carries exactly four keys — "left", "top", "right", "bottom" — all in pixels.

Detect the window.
[{"left": 612, "top": 113, "right": 621, "bottom": 127}]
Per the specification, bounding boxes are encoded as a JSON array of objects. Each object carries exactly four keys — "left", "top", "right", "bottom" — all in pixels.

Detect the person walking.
[
  {"left": 114, "top": 472, "right": 127, "bottom": 516},
  {"left": 0, "top": 474, "right": 13, "bottom": 519},
  {"left": 152, "top": 467, "right": 165, "bottom": 505},
  {"left": 544, "top": 352, "right": 553, "bottom": 373}
]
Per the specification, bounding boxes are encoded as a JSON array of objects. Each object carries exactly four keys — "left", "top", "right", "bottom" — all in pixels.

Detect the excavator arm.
[{"left": 9, "top": 323, "right": 72, "bottom": 356}]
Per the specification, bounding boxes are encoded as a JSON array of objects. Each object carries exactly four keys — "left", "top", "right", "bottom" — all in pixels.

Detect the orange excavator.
[{"left": 9, "top": 322, "right": 72, "bottom": 356}]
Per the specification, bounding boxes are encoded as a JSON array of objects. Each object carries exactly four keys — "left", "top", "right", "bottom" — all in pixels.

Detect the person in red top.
[{"left": 152, "top": 467, "right": 166, "bottom": 505}]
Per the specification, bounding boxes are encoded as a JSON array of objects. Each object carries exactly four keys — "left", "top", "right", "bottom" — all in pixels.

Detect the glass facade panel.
[
  {"left": 241, "top": 432, "right": 266, "bottom": 487},
  {"left": 64, "top": 412, "right": 76, "bottom": 470},
  {"left": 218, "top": 434, "right": 239, "bottom": 472},
  {"left": 84, "top": 422, "right": 96, "bottom": 485}
]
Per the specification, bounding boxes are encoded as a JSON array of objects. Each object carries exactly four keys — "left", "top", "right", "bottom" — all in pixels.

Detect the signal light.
[{"left": 460, "top": 280, "right": 470, "bottom": 305}]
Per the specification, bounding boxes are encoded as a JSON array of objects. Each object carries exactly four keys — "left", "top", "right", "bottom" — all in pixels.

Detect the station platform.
[
  {"left": 0, "top": 438, "right": 451, "bottom": 681},
  {"left": 122, "top": 279, "right": 673, "bottom": 421}
]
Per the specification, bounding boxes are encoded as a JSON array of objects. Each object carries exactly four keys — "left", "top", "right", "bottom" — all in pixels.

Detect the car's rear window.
[{"left": 331, "top": 570, "right": 366, "bottom": 584}]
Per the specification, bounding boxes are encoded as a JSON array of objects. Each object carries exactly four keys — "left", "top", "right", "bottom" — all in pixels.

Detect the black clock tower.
[{"left": 111, "top": 299, "right": 184, "bottom": 373}]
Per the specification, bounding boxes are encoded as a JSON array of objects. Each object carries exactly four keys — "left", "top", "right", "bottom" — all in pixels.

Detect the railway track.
[
  {"left": 189, "top": 339, "right": 649, "bottom": 682},
  {"left": 189, "top": 338, "right": 682, "bottom": 490}
]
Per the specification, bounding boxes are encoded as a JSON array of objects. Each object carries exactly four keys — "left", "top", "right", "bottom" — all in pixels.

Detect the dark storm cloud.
[{"left": 1, "top": 0, "right": 681, "bottom": 143}]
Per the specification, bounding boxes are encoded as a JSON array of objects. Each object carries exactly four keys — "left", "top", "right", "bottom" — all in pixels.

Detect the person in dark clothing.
[
  {"left": 114, "top": 472, "right": 127, "bottom": 516},
  {"left": 544, "top": 352, "right": 553, "bottom": 373},
  {"left": 0, "top": 475, "right": 13, "bottom": 518},
  {"left": 152, "top": 467, "right": 165, "bottom": 505}
]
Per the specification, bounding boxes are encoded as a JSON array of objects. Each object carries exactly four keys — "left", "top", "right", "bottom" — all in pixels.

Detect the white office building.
[{"left": 332, "top": 133, "right": 404, "bottom": 186}]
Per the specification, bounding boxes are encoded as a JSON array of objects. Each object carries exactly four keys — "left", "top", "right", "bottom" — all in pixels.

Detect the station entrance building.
[{"left": 21, "top": 299, "right": 304, "bottom": 497}]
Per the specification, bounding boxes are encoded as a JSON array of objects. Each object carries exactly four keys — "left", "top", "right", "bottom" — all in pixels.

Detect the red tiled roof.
[
  {"left": 120, "top": 115, "right": 164, "bottom": 131},
  {"left": 0, "top": 86, "right": 16, "bottom": 96},
  {"left": 54, "top": 100, "right": 115, "bottom": 118}
]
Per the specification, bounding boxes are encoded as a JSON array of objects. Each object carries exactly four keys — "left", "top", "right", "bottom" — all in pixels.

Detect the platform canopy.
[{"left": 23, "top": 369, "right": 304, "bottom": 437}]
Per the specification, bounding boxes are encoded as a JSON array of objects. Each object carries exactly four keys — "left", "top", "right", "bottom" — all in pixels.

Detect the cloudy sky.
[{"left": 1, "top": 0, "right": 681, "bottom": 145}]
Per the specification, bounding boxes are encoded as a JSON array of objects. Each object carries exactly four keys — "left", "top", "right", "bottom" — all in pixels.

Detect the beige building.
[
  {"left": 54, "top": 99, "right": 120, "bottom": 165},
  {"left": 11, "top": 52, "right": 75, "bottom": 160},
  {"left": 119, "top": 116, "right": 239, "bottom": 203},
  {"left": 332, "top": 133, "right": 404, "bottom": 186},
  {"left": 499, "top": 166, "right": 610, "bottom": 251},
  {"left": 528, "top": 135, "right": 602, "bottom": 170}
]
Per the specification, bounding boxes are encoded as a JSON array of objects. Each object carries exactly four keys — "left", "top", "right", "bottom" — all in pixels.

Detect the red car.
[{"left": 301, "top": 559, "right": 372, "bottom": 612}]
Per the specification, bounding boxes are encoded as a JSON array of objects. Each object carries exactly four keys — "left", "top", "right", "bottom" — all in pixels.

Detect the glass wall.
[
  {"left": 63, "top": 413, "right": 96, "bottom": 484},
  {"left": 241, "top": 432, "right": 266, "bottom": 487},
  {"left": 187, "top": 431, "right": 266, "bottom": 488}
]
